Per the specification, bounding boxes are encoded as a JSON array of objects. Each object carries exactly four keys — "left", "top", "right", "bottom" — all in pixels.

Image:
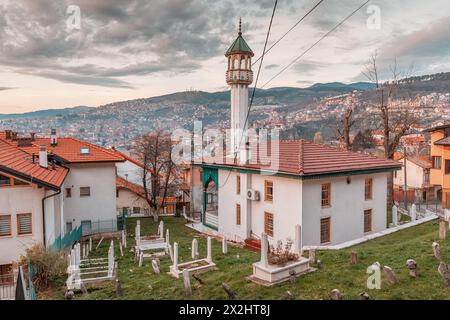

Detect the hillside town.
[{"left": 1, "top": 0, "right": 450, "bottom": 310}]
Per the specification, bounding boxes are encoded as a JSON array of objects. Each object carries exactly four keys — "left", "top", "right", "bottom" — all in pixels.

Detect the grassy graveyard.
[{"left": 45, "top": 216, "right": 450, "bottom": 300}]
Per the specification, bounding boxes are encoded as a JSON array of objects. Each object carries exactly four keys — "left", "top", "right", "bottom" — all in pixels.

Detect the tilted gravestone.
[
  {"left": 359, "top": 292, "right": 369, "bottom": 300},
  {"left": 439, "top": 220, "right": 447, "bottom": 240},
  {"left": 330, "top": 289, "right": 342, "bottom": 300},
  {"left": 406, "top": 259, "right": 417, "bottom": 278},
  {"left": 350, "top": 251, "right": 358, "bottom": 265},
  {"left": 309, "top": 249, "right": 317, "bottom": 265},
  {"left": 438, "top": 262, "right": 450, "bottom": 285},
  {"left": 383, "top": 266, "right": 399, "bottom": 284},
  {"left": 432, "top": 242, "right": 442, "bottom": 260},
  {"left": 183, "top": 269, "right": 192, "bottom": 296},
  {"left": 151, "top": 259, "right": 161, "bottom": 274}
]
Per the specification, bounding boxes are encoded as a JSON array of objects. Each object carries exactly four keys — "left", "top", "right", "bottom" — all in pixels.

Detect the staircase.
[{"left": 244, "top": 238, "right": 261, "bottom": 252}]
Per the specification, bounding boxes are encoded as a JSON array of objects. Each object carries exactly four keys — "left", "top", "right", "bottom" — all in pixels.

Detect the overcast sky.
[{"left": 0, "top": 0, "right": 449, "bottom": 113}]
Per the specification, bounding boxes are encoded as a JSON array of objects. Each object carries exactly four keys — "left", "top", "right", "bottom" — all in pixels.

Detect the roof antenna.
[{"left": 238, "top": 17, "right": 242, "bottom": 36}]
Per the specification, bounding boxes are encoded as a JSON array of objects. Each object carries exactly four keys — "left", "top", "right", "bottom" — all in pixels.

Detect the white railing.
[
  {"left": 205, "top": 212, "right": 219, "bottom": 229},
  {"left": 0, "top": 273, "right": 15, "bottom": 300}
]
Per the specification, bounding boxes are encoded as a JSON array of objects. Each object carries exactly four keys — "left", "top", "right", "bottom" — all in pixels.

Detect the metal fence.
[
  {"left": 0, "top": 273, "right": 15, "bottom": 300},
  {"left": 27, "top": 258, "right": 36, "bottom": 300},
  {"left": 51, "top": 226, "right": 82, "bottom": 251},
  {"left": 81, "top": 219, "right": 120, "bottom": 236}
]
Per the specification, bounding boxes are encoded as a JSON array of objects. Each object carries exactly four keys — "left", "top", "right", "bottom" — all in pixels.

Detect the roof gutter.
[
  {"left": 0, "top": 165, "right": 60, "bottom": 191},
  {"left": 41, "top": 189, "right": 61, "bottom": 248},
  {"left": 196, "top": 163, "right": 402, "bottom": 180}
]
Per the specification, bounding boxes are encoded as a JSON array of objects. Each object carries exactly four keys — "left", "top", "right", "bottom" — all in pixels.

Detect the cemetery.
[{"left": 37, "top": 215, "right": 450, "bottom": 300}]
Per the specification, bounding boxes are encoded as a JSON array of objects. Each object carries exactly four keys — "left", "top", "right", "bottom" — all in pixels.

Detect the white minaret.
[{"left": 225, "top": 19, "right": 254, "bottom": 162}]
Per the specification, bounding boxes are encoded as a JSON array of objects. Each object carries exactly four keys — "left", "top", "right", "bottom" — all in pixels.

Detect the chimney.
[
  {"left": 5, "top": 130, "right": 11, "bottom": 140},
  {"left": 11, "top": 132, "right": 18, "bottom": 140},
  {"left": 39, "top": 145, "right": 48, "bottom": 168},
  {"left": 50, "top": 129, "right": 57, "bottom": 146},
  {"left": 17, "top": 137, "right": 33, "bottom": 147},
  {"left": 30, "top": 132, "right": 36, "bottom": 141}
]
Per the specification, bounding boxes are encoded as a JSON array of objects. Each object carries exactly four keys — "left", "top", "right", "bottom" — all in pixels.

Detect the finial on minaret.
[{"left": 238, "top": 17, "right": 242, "bottom": 36}]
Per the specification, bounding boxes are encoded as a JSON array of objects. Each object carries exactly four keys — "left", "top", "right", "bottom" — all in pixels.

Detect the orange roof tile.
[
  {"left": 0, "top": 139, "right": 68, "bottom": 189},
  {"left": 202, "top": 140, "right": 401, "bottom": 176},
  {"left": 0, "top": 132, "right": 125, "bottom": 164},
  {"left": 116, "top": 176, "right": 145, "bottom": 195}
]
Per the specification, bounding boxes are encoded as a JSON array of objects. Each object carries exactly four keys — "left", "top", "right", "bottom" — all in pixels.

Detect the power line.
[
  {"left": 219, "top": 0, "right": 279, "bottom": 188},
  {"left": 252, "top": 0, "right": 326, "bottom": 66},
  {"left": 261, "top": 0, "right": 371, "bottom": 89}
]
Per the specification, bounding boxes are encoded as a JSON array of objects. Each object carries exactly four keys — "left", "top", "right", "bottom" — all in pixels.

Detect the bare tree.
[
  {"left": 133, "top": 130, "right": 182, "bottom": 221},
  {"left": 362, "top": 53, "right": 419, "bottom": 159},
  {"left": 336, "top": 107, "right": 355, "bottom": 150},
  {"left": 362, "top": 52, "right": 419, "bottom": 206}
]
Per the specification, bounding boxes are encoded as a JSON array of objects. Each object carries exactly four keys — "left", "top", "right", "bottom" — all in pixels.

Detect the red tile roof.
[
  {"left": 0, "top": 139, "right": 68, "bottom": 189},
  {"left": 434, "top": 136, "right": 450, "bottom": 146},
  {"left": 116, "top": 177, "right": 177, "bottom": 204},
  {"left": 423, "top": 123, "right": 450, "bottom": 132},
  {"left": 0, "top": 132, "right": 125, "bottom": 164},
  {"left": 408, "top": 157, "right": 431, "bottom": 169},
  {"left": 116, "top": 176, "right": 145, "bottom": 196},
  {"left": 202, "top": 140, "right": 401, "bottom": 176}
]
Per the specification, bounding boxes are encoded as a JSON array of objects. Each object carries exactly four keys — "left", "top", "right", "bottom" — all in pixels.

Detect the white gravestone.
[
  {"left": 192, "top": 239, "right": 199, "bottom": 260},
  {"left": 295, "top": 225, "right": 302, "bottom": 256},
  {"left": 206, "top": 237, "right": 212, "bottom": 264},
  {"left": 410, "top": 204, "right": 417, "bottom": 221},
  {"left": 260, "top": 233, "right": 269, "bottom": 268},
  {"left": 158, "top": 220, "right": 164, "bottom": 238},
  {"left": 392, "top": 205, "right": 398, "bottom": 226},
  {"left": 222, "top": 238, "right": 228, "bottom": 254},
  {"left": 172, "top": 242, "right": 179, "bottom": 272}
]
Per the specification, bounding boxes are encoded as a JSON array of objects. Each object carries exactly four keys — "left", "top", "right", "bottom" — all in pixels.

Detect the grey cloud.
[
  {"left": 353, "top": 16, "right": 450, "bottom": 80},
  {"left": 0, "top": 0, "right": 246, "bottom": 87},
  {"left": 382, "top": 16, "right": 450, "bottom": 60},
  {"left": 294, "top": 60, "right": 328, "bottom": 74},
  {"left": 20, "top": 70, "right": 134, "bottom": 89},
  {"left": 265, "top": 64, "right": 280, "bottom": 70}
]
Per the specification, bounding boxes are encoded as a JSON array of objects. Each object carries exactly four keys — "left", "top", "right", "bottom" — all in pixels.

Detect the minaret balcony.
[{"left": 226, "top": 70, "right": 253, "bottom": 85}]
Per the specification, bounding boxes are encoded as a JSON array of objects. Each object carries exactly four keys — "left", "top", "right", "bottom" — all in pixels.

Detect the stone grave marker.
[
  {"left": 406, "top": 259, "right": 417, "bottom": 278},
  {"left": 383, "top": 266, "right": 399, "bottom": 284}
]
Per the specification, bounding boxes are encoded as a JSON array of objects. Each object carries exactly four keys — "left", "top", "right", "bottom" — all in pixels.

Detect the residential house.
[
  {"left": 197, "top": 141, "right": 401, "bottom": 246},
  {"left": 0, "top": 129, "right": 125, "bottom": 240},
  {"left": 111, "top": 148, "right": 179, "bottom": 216},
  {"left": 393, "top": 155, "right": 435, "bottom": 203},
  {"left": 0, "top": 137, "right": 68, "bottom": 276},
  {"left": 424, "top": 124, "right": 450, "bottom": 208}
]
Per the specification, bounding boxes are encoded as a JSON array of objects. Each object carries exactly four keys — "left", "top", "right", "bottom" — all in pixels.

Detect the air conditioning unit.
[{"left": 247, "top": 189, "right": 260, "bottom": 201}]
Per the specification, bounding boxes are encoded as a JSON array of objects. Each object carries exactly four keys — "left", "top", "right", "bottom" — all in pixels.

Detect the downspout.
[{"left": 41, "top": 189, "right": 61, "bottom": 247}]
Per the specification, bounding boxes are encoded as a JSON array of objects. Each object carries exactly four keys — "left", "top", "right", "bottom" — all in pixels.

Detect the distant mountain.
[
  {"left": 0, "top": 106, "right": 93, "bottom": 120},
  {"left": 308, "top": 82, "right": 376, "bottom": 92},
  {"left": 2, "top": 72, "right": 448, "bottom": 125}
]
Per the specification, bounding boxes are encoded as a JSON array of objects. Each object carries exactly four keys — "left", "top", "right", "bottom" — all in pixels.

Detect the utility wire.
[
  {"left": 252, "top": 0, "right": 326, "bottom": 66},
  {"left": 219, "top": 0, "right": 279, "bottom": 188},
  {"left": 261, "top": 0, "right": 371, "bottom": 89}
]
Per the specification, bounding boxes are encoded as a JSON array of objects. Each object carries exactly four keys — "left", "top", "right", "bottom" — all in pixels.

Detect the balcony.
[{"left": 226, "top": 70, "right": 253, "bottom": 85}]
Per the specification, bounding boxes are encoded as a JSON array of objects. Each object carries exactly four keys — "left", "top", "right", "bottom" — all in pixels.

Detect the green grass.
[{"left": 49, "top": 217, "right": 450, "bottom": 300}]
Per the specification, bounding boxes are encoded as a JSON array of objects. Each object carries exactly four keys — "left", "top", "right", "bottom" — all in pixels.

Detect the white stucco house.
[
  {"left": 0, "top": 129, "right": 125, "bottom": 272},
  {"left": 393, "top": 156, "right": 436, "bottom": 203},
  {"left": 196, "top": 140, "right": 401, "bottom": 247},
  {"left": 191, "top": 23, "right": 402, "bottom": 248},
  {"left": 0, "top": 135, "right": 68, "bottom": 277},
  {"left": 111, "top": 148, "right": 179, "bottom": 216}
]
